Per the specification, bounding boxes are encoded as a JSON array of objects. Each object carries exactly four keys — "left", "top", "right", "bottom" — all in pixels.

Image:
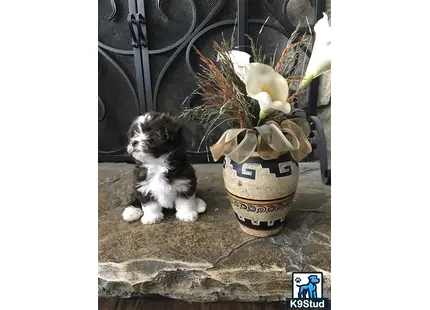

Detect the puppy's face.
[{"left": 127, "top": 112, "right": 183, "bottom": 162}]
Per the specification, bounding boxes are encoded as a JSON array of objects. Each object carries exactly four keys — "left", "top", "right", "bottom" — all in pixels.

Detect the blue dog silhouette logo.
[
  {"left": 297, "top": 275, "right": 320, "bottom": 298},
  {"left": 292, "top": 272, "right": 323, "bottom": 299}
]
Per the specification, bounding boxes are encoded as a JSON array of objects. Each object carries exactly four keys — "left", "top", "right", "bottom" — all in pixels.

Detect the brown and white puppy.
[{"left": 122, "top": 112, "right": 206, "bottom": 225}]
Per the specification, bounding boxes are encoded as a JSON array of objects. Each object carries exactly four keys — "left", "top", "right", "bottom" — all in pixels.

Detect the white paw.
[
  {"left": 196, "top": 197, "right": 207, "bottom": 213},
  {"left": 176, "top": 210, "right": 198, "bottom": 222},
  {"left": 122, "top": 206, "right": 144, "bottom": 222},
  {"left": 141, "top": 212, "right": 164, "bottom": 225}
]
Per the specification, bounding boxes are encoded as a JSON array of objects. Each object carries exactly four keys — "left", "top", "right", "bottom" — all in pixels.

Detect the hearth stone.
[{"left": 98, "top": 162, "right": 331, "bottom": 302}]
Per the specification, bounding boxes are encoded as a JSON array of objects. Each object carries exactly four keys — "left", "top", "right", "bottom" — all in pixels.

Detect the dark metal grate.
[
  {"left": 98, "top": 51, "right": 139, "bottom": 154},
  {"left": 98, "top": 0, "right": 133, "bottom": 51},
  {"left": 146, "top": 0, "right": 237, "bottom": 156},
  {"left": 98, "top": 0, "right": 141, "bottom": 156},
  {"left": 98, "top": 0, "right": 329, "bottom": 184},
  {"left": 144, "top": 0, "right": 195, "bottom": 50}
]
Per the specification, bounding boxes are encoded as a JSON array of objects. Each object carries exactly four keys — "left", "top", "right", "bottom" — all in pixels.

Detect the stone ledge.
[{"left": 98, "top": 162, "right": 331, "bottom": 302}]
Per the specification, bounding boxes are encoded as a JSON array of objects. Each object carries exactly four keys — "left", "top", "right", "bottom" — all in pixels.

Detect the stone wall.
[
  {"left": 284, "top": 0, "right": 331, "bottom": 153},
  {"left": 317, "top": 1, "right": 331, "bottom": 152},
  {"left": 317, "top": 72, "right": 331, "bottom": 153}
]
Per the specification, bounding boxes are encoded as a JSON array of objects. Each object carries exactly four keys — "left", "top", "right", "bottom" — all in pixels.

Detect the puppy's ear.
[
  {"left": 174, "top": 122, "right": 183, "bottom": 136},
  {"left": 165, "top": 120, "right": 183, "bottom": 141}
]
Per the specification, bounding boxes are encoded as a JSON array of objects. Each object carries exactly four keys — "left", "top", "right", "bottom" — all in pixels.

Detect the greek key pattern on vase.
[
  {"left": 229, "top": 198, "right": 290, "bottom": 213},
  {"left": 235, "top": 213, "right": 287, "bottom": 230},
  {"left": 225, "top": 153, "right": 298, "bottom": 180}
]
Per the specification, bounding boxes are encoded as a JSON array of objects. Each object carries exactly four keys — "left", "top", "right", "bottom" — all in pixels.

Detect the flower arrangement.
[{"left": 181, "top": 13, "right": 331, "bottom": 164}]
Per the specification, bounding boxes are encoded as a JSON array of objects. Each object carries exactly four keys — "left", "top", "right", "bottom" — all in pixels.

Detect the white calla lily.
[
  {"left": 299, "top": 12, "right": 331, "bottom": 90},
  {"left": 225, "top": 50, "right": 251, "bottom": 82},
  {"left": 244, "top": 63, "right": 291, "bottom": 120}
]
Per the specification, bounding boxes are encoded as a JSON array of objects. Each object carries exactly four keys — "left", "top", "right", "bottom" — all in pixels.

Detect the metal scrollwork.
[
  {"left": 153, "top": 0, "right": 227, "bottom": 108},
  {"left": 108, "top": 0, "right": 117, "bottom": 21},
  {"left": 98, "top": 97, "right": 106, "bottom": 122}
]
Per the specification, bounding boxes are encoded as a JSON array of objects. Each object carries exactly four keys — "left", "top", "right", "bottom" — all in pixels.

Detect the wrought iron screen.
[{"left": 98, "top": 0, "right": 329, "bottom": 183}]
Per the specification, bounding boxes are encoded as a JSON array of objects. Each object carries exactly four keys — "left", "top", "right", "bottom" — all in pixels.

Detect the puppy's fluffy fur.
[{"left": 122, "top": 112, "right": 206, "bottom": 225}]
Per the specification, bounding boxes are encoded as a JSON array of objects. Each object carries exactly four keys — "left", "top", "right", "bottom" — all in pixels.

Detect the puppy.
[{"left": 122, "top": 112, "right": 207, "bottom": 224}]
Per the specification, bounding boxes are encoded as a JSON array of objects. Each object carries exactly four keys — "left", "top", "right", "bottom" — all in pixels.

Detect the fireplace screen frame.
[{"left": 98, "top": 0, "right": 330, "bottom": 184}]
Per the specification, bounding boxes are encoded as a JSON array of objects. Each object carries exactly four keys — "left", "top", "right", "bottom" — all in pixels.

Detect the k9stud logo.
[{"left": 285, "top": 272, "right": 330, "bottom": 309}]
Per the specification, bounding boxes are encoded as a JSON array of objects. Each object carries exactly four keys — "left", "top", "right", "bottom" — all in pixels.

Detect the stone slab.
[{"left": 98, "top": 162, "right": 331, "bottom": 302}]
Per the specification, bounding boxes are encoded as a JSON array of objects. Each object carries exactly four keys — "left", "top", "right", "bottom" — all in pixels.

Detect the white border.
[
  {"left": 334, "top": 0, "right": 430, "bottom": 309},
  {"left": 1, "top": 0, "right": 96, "bottom": 309},
  {"left": 1, "top": 0, "right": 430, "bottom": 309}
]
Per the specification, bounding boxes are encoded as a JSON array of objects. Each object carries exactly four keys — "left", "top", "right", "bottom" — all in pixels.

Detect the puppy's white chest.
[
  {"left": 138, "top": 164, "right": 176, "bottom": 208},
  {"left": 147, "top": 167, "right": 171, "bottom": 195}
]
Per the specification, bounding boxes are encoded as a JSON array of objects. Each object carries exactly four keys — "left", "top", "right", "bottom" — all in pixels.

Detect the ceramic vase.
[{"left": 223, "top": 152, "right": 299, "bottom": 237}]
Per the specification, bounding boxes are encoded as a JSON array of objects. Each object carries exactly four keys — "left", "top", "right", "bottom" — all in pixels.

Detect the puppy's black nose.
[{"left": 131, "top": 140, "right": 139, "bottom": 147}]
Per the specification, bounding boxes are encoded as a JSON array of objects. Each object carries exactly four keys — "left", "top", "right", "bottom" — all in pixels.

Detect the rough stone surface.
[
  {"left": 317, "top": 72, "right": 331, "bottom": 108},
  {"left": 98, "top": 162, "right": 331, "bottom": 302},
  {"left": 317, "top": 105, "right": 331, "bottom": 153},
  {"left": 286, "top": 0, "right": 316, "bottom": 29},
  {"left": 317, "top": 5, "right": 331, "bottom": 152},
  {"left": 319, "top": 2, "right": 331, "bottom": 152}
]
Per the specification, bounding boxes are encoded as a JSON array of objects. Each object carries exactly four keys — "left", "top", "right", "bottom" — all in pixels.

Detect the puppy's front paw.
[
  {"left": 141, "top": 212, "right": 164, "bottom": 225},
  {"left": 195, "top": 197, "right": 207, "bottom": 213},
  {"left": 122, "top": 206, "right": 144, "bottom": 222},
  {"left": 176, "top": 210, "right": 198, "bottom": 222}
]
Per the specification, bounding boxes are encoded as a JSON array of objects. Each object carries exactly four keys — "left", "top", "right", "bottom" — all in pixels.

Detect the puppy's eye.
[{"left": 131, "top": 140, "right": 139, "bottom": 146}]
